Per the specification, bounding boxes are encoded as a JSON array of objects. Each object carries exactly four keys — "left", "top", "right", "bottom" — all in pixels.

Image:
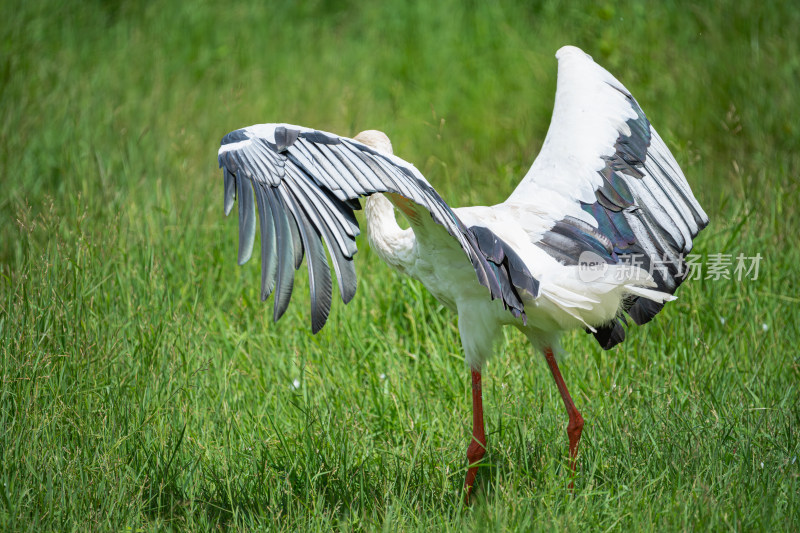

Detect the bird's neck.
[{"left": 365, "top": 193, "right": 415, "bottom": 272}]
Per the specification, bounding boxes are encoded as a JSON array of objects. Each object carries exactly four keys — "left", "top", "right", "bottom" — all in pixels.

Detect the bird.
[{"left": 215, "top": 45, "right": 708, "bottom": 503}]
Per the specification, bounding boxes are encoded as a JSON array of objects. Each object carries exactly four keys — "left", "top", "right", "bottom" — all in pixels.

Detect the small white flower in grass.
[
  {"left": 379, "top": 373, "right": 386, "bottom": 380},
  {"left": 720, "top": 317, "right": 725, "bottom": 325},
  {"left": 760, "top": 461, "right": 764, "bottom": 468},
  {"left": 292, "top": 378, "right": 301, "bottom": 390},
  {"left": 762, "top": 323, "right": 769, "bottom": 332}
]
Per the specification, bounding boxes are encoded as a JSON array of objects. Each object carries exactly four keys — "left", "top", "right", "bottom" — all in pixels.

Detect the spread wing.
[
  {"left": 508, "top": 46, "right": 709, "bottom": 348},
  {"left": 217, "top": 124, "right": 532, "bottom": 333}
]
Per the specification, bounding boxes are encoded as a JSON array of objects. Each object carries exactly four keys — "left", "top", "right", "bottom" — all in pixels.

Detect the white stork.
[{"left": 216, "top": 46, "right": 708, "bottom": 502}]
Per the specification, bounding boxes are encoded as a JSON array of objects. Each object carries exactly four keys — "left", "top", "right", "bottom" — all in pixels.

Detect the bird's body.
[
  {"left": 215, "top": 46, "right": 708, "bottom": 501},
  {"left": 366, "top": 192, "right": 515, "bottom": 367}
]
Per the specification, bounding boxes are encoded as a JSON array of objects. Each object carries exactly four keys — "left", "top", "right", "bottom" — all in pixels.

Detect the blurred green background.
[{"left": 1, "top": 0, "right": 798, "bottom": 530}]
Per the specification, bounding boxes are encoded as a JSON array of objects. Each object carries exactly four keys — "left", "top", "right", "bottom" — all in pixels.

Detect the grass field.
[{"left": 2, "top": 0, "right": 799, "bottom": 530}]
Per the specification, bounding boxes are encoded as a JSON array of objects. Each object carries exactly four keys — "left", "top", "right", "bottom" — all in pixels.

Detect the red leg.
[
  {"left": 464, "top": 369, "right": 486, "bottom": 504},
  {"left": 544, "top": 347, "right": 584, "bottom": 486}
]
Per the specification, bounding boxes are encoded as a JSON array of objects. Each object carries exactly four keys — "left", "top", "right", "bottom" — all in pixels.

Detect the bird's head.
[{"left": 354, "top": 130, "right": 393, "bottom": 156}]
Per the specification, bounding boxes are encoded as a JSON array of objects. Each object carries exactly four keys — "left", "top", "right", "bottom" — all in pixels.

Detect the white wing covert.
[{"left": 509, "top": 46, "right": 709, "bottom": 348}]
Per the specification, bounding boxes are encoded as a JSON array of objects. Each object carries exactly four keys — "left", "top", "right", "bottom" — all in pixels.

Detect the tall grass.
[{"left": 1, "top": 0, "right": 798, "bottom": 530}]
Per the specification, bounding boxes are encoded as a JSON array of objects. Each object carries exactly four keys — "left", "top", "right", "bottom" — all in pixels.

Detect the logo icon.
[{"left": 577, "top": 251, "right": 608, "bottom": 282}]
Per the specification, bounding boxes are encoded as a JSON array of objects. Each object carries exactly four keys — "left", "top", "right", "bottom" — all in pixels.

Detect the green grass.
[{"left": 1, "top": 0, "right": 799, "bottom": 530}]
